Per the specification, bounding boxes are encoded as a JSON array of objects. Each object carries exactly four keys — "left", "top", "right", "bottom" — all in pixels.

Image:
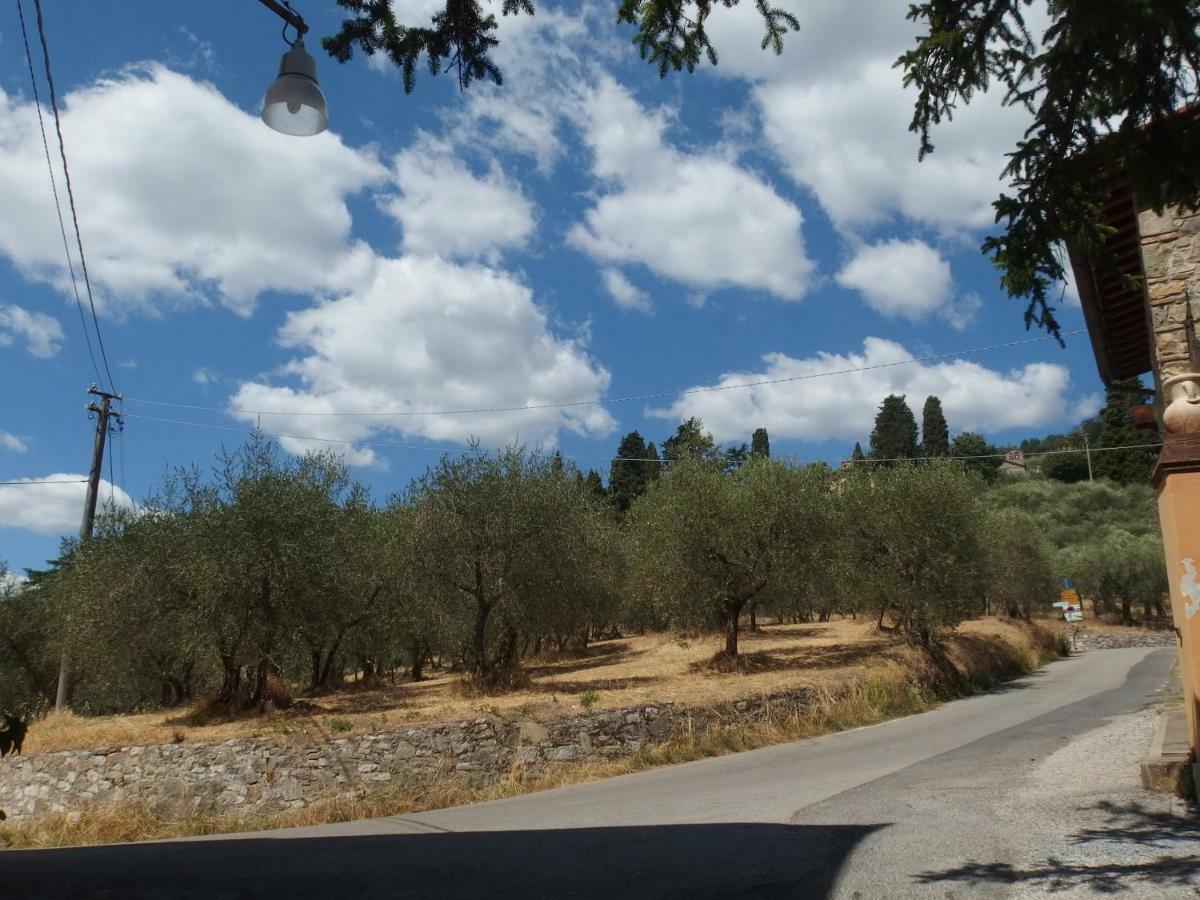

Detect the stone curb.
[{"left": 1139, "top": 707, "right": 1196, "bottom": 800}]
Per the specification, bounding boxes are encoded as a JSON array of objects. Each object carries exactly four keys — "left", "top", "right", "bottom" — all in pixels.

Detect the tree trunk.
[
  {"left": 877, "top": 603, "right": 889, "bottom": 630},
  {"left": 748, "top": 602, "right": 759, "bottom": 633},
  {"left": 724, "top": 598, "right": 747, "bottom": 658},
  {"left": 217, "top": 654, "right": 241, "bottom": 705},
  {"left": 409, "top": 641, "right": 426, "bottom": 681}
]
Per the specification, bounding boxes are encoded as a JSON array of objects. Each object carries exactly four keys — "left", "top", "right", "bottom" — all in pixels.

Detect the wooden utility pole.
[{"left": 54, "top": 385, "right": 121, "bottom": 711}]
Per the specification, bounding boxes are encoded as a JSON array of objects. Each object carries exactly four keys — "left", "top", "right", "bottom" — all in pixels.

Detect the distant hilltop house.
[{"left": 998, "top": 449, "right": 1028, "bottom": 477}]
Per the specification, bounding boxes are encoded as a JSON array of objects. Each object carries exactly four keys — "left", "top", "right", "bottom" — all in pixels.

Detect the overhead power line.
[
  {"left": 121, "top": 412, "right": 667, "bottom": 464},
  {"left": 0, "top": 479, "right": 89, "bottom": 486},
  {"left": 122, "top": 411, "right": 1161, "bottom": 468},
  {"left": 16, "top": 0, "right": 102, "bottom": 388},
  {"left": 30, "top": 0, "right": 117, "bottom": 394},
  {"left": 123, "top": 330, "right": 1086, "bottom": 420},
  {"left": 847, "top": 442, "right": 1163, "bottom": 466}
]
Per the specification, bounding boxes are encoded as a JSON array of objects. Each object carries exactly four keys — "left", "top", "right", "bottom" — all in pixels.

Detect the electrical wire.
[
  {"left": 31, "top": 0, "right": 117, "bottom": 394},
  {"left": 121, "top": 412, "right": 670, "bottom": 464},
  {"left": 15, "top": 0, "right": 102, "bottom": 389},
  {"left": 122, "top": 411, "right": 1162, "bottom": 467},
  {"left": 846, "top": 441, "right": 1163, "bottom": 466},
  {"left": 0, "top": 479, "right": 89, "bottom": 486},
  {"left": 122, "top": 330, "right": 1087, "bottom": 420}
]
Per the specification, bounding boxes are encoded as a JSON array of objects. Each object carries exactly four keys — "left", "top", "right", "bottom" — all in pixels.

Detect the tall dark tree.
[
  {"left": 1092, "top": 378, "right": 1159, "bottom": 485},
  {"left": 662, "top": 417, "right": 719, "bottom": 463},
  {"left": 644, "top": 443, "right": 662, "bottom": 482},
  {"left": 869, "top": 395, "right": 919, "bottom": 463},
  {"left": 609, "top": 431, "right": 651, "bottom": 513},
  {"left": 851, "top": 441, "right": 866, "bottom": 464},
  {"left": 921, "top": 396, "right": 951, "bottom": 458},
  {"left": 751, "top": 427, "right": 770, "bottom": 459}
]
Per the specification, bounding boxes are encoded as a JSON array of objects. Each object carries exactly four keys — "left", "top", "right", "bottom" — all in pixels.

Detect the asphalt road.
[{"left": 4, "top": 646, "right": 1192, "bottom": 899}]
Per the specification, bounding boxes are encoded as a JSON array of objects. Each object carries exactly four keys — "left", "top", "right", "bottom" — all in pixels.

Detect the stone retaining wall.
[
  {"left": 1072, "top": 630, "right": 1177, "bottom": 650},
  {"left": 0, "top": 688, "right": 816, "bottom": 823}
]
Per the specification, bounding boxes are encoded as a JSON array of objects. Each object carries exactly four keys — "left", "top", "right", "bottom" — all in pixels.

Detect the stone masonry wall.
[
  {"left": 1136, "top": 205, "right": 1200, "bottom": 381},
  {"left": 0, "top": 688, "right": 816, "bottom": 823},
  {"left": 1072, "top": 630, "right": 1177, "bottom": 650}
]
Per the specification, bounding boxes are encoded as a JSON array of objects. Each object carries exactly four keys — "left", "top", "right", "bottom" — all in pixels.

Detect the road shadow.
[
  {"left": 915, "top": 800, "right": 1200, "bottom": 894},
  {"left": 1, "top": 822, "right": 881, "bottom": 899}
]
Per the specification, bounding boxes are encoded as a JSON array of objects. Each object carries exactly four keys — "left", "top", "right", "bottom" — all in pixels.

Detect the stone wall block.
[{"left": 1138, "top": 208, "right": 1178, "bottom": 238}]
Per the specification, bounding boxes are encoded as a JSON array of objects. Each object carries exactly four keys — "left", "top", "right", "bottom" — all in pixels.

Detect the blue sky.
[{"left": 0, "top": 0, "right": 1101, "bottom": 574}]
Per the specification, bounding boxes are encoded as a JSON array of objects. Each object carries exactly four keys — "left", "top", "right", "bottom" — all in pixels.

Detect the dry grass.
[
  {"left": 24, "top": 617, "right": 1052, "bottom": 756},
  {"left": 0, "top": 618, "right": 1064, "bottom": 850}
]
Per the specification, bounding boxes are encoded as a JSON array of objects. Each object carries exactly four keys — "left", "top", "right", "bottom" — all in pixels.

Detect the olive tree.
[
  {"left": 845, "top": 462, "right": 985, "bottom": 645},
  {"left": 631, "top": 457, "right": 830, "bottom": 661}
]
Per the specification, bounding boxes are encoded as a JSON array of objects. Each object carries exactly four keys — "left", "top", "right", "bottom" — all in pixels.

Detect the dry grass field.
[
  {"left": 3, "top": 616, "right": 1072, "bottom": 849},
  {"left": 27, "top": 616, "right": 1061, "bottom": 756}
]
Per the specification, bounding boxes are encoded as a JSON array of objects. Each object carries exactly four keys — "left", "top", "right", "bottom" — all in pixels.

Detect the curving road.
[{"left": 5, "top": 646, "right": 1194, "bottom": 899}]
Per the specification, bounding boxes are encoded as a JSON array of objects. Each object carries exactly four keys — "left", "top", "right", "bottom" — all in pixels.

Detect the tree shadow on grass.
[
  {"left": 2, "top": 821, "right": 883, "bottom": 899},
  {"left": 688, "top": 642, "right": 897, "bottom": 675},
  {"left": 523, "top": 640, "right": 650, "bottom": 678},
  {"left": 916, "top": 800, "right": 1200, "bottom": 894}
]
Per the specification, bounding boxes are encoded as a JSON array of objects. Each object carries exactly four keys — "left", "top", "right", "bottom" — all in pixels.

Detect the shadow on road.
[
  {"left": 2, "top": 822, "right": 881, "bottom": 899},
  {"left": 915, "top": 800, "right": 1199, "bottom": 894}
]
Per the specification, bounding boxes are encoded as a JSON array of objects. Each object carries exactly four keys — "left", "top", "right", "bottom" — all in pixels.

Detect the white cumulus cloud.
[
  {"left": 228, "top": 256, "right": 615, "bottom": 465},
  {"left": 836, "top": 239, "right": 953, "bottom": 321},
  {"left": 0, "top": 475, "right": 133, "bottom": 535},
  {"left": 567, "top": 77, "right": 814, "bottom": 301},
  {"left": 382, "top": 137, "right": 536, "bottom": 261},
  {"left": 601, "top": 269, "right": 651, "bottom": 313},
  {"left": 0, "top": 431, "right": 28, "bottom": 453},
  {"left": 0, "top": 303, "right": 63, "bottom": 357},
  {"left": 649, "top": 337, "right": 1075, "bottom": 444},
  {"left": 0, "top": 66, "right": 386, "bottom": 317}
]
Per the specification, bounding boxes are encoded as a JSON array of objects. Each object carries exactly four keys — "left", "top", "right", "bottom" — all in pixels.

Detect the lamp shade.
[{"left": 261, "top": 40, "right": 328, "bottom": 136}]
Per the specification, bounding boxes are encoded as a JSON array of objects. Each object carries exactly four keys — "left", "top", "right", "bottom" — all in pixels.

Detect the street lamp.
[{"left": 258, "top": 0, "right": 328, "bottom": 137}]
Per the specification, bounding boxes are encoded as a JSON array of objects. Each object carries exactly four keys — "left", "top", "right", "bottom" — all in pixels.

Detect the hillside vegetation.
[{"left": 0, "top": 427, "right": 1165, "bottom": 736}]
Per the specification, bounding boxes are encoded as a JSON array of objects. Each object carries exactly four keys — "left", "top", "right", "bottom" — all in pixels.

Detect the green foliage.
[
  {"left": 1091, "top": 378, "right": 1159, "bottom": 485},
  {"left": 951, "top": 431, "right": 1000, "bottom": 482},
  {"left": 328, "top": 717, "right": 353, "bottom": 733},
  {"left": 900, "top": 1, "right": 1200, "bottom": 336},
  {"left": 631, "top": 458, "right": 838, "bottom": 658},
  {"left": 980, "top": 508, "right": 1056, "bottom": 618},
  {"left": 750, "top": 427, "right": 770, "bottom": 459},
  {"left": 869, "top": 395, "right": 919, "bottom": 463},
  {"left": 662, "top": 417, "right": 719, "bottom": 463},
  {"left": 609, "top": 431, "right": 657, "bottom": 513},
  {"left": 984, "top": 478, "right": 1165, "bottom": 622},
  {"left": 843, "top": 463, "right": 985, "bottom": 645},
  {"left": 323, "top": 0, "right": 798, "bottom": 90},
  {"left": 0, "top": 564, "right": 56, "bottom": 714},
  {"left": 322, "top": 0, "right": 535, "bottom": 93},
  {"left": 921, "top": 395, "right": 950, "bottom": 458},
  {"left": 851, "top": 441, "right": 866, "bottom": 463},
  {"left": 579, "top": 689, "right": 598, "bottom": 710}
]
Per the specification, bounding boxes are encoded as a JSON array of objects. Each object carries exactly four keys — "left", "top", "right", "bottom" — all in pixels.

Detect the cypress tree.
[
  {"left": 1092, "top": 378, "right": 1158, "bottom": 484},
  {"left": 921, "top": 396, "right": 950, "bottom": 458},
  {"left": 645, "top": 442, "right": 662, "bottom": 481},
  {"left": 851, "top": 441, "right": 866, "bottom": 463},
  {"left": 869, "top": 395, "right": 919, "bottom": 463},
  {"left": 609, "top": 431, "right": 650, "bottom": 512},
  {"left": 751, "top": 427, "right": 770, "bottom": 459}
]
